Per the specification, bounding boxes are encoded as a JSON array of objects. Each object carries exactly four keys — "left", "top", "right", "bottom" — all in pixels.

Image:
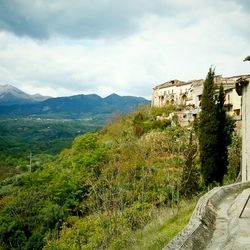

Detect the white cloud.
[{"left": 0, "top": 0, "right": 249, "bottom": 98}]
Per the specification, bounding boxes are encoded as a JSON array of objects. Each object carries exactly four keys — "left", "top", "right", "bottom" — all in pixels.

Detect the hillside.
[
  {"left": 0, "top": 93, "right": 150, "bottom": 119},
  {"left": 0, "top": 106, "right": 201, "bottom": 250},
  {"left": 0, "top": 104, "right": 241, "bottom": 249},
  {"left": 0, "top": 118, "right": 102, "bottom": 178}
]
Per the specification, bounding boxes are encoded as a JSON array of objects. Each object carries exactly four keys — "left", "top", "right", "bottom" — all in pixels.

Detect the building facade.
[
  {"left": 152, "top": 74, "right": 249, "bottom": 119},
  {"left": 152, "top": 80, "right": 193, "bottom": 108}
]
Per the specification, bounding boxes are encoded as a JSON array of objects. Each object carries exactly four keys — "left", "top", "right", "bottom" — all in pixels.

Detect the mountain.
[
  {"left": 0, "top": 84, "right": 50, "bottom": 106},
  {"left": 0, "top": 93, "right": 150, "bottom": 119},
  {"left": 30, "top": 93, "right": 50, "bottom": 102}
]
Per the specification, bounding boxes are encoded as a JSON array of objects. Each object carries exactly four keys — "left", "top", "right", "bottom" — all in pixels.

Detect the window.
[{"left": 234, "top": 109, "right": 240, "bottom": 115}]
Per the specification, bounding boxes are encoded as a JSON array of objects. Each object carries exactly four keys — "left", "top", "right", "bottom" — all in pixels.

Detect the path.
[{"left": 205, "top": 188, "right": 250, "bottom": 250}]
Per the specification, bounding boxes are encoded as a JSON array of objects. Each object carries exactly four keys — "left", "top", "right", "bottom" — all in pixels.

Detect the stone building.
[
  {"left": 152, "top": 80, "right": 193, "bottom": 107},
  {"left": 152, "top": 74, "right": 248, "bottom": 119}
]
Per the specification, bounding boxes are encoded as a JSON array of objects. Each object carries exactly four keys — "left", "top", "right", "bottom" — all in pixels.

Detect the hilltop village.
[{"left": 152, "top": 74, "right": 250, "bottom": 127}]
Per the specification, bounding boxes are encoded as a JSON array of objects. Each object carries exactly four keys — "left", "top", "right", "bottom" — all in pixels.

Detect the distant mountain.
[
  {"left": 0, "top": 93, "right": 150, "bottom": 119},
  {"left": 30, "top": 93, "right": 50, "bottom": 102},
  {"left": 0, "top": 84, "right": 50, "bottom": 106}
]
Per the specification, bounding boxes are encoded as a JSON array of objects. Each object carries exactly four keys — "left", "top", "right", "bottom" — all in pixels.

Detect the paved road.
[{"left": 205, "top": 188, "right": 250, "bottom": 250}]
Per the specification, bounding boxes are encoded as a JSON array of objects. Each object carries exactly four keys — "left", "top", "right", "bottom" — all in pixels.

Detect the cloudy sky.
[{"left": 0, "top": 0, "right": 249, "bottom": 98}]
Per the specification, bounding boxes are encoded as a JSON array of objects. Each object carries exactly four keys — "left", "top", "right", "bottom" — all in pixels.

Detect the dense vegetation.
[
  {"left": 0, "top": 106, "right": 203, "bottom": 250},
  {"left": 0, "top": 101, "right": 241, "bottom": 249},
  {"left": 198, "top": 69, "right": 234, "bottom": 185},
  {"left": 0, "top": 118, "right": 102, "bottom": 179}
]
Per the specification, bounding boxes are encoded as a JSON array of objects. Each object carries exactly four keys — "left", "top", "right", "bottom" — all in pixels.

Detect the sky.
[{"left": 0, "top": 0, "right": 250, "bottom": 99}]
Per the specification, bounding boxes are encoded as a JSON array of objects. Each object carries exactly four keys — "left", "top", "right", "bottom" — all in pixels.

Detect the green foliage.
[
  {"left": 71, "top": 133, "right": 109, "bottom": 177},
  {"left": 130, "top": 198, "right": 198, "bottom": 250},
  {"left": 198, "top": 68, "right": 219, "bottom": 185},
  {"left": 0, "top": 118, "right": 101, "bottom": 179},
  {"left": 132, "top": 110, "right": 171, "bottom": 137},
  {"left": 215, "top": 84, "right": 235, "bottom": 184},
  {"left": 0, "top": 107, "right": 201, "bottom": 249},
  {"left": 150, "top": 105, "right": 177, "bottom": 116},
  {"left": 225, "top": 133, "right": 241, "bottom": 183},
  {"left": 0, "top": 134, "right": 109, "bottom": 249},
  {"left": 0, "top": 118, "right": 101, "bottom": 155},
  {"left": 198, "top": 70, "right": 234, "bottom": 186},
  {"left": 179, "top": 130, "right": 200, "bottom": 197}
]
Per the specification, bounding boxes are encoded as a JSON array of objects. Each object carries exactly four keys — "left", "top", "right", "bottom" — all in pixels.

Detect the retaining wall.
[{"left": 163, "top": 181, "right": 250, "bottom": 250}]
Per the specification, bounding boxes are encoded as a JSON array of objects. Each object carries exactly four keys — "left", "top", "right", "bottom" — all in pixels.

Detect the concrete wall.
[
  {"left": 163, "top": 182, "right": 250, "bottom": 250},
  {"left": 192, "top": 83, "right": 202, "bottom": 108},
  {"left": 242, "top": 82, "right": 250, "bottom": 181},
  {"left": 224, "top": 88, "right": 241, "bottom": 116}
]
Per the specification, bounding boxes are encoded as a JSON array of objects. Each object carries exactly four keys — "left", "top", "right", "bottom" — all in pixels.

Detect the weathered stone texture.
[
  {"left": 163, "top": 182, "right": 250, "bottom": 250},
  {"left": 241, "top": 81, "right": 250, "bottom": 181}
]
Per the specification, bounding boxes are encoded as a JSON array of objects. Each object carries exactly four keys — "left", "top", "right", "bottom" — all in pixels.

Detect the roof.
[
  {"left": 153, "top": 74, "right": 250, "bottom": 90},
  {"left": 153, "top": 79, "right": 191, "bottom": 90}
]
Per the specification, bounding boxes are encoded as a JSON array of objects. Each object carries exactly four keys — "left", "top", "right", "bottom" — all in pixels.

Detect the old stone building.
[
  {"left": 152, "top": 80, "right": 193, "bottom": 107},
  {"left": 152, "top": 74, "right": 249, "bottom": 119}
]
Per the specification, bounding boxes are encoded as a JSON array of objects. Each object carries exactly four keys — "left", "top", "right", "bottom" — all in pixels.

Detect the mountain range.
[
  {"left": 0, "top": 84, "right": 50, "bottom": 106},
  {"left": 0, "top": 85, "right": 150, "bottom": 119}
]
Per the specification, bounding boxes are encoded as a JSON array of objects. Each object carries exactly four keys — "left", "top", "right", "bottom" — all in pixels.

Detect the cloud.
[
  {"left": 0, "top": 0, "right": 249, "bottom": 98},
  {"left": 3, "top": 0, "right": 247, "bottom": 40},
  {"left": 0, "top": 0, "right": 180, "bottom": 39}
]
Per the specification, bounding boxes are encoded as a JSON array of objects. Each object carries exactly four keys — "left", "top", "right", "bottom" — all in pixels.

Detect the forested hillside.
[
  {"left": 0, "top": 94, "right": 150, "bottom": 119},
  {"left": 0, "top": 118, "right": 102, "bottom": 180},
  {"left": 0, "top": 105, "right": 240, "bottom": 249},
  {"left": 0, "top": 106, "right": 200, "bottom": 249}
]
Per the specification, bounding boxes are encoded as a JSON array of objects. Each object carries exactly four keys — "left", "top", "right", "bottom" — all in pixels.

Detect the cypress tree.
[
  {"left": 198, "top": 68, "right": 219, "bottom": 185},
  {"left": 215, "top": 84, "right": 234, "bottom": 184},
  {"left": 198, "top": 69, "right": 234, "bottom": 186}
]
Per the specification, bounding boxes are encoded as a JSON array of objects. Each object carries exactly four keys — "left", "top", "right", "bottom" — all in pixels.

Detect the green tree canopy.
[
  {"left": 199, "top": 68, "right": 218, "bottom": 185},
  {"left": 198, "top": 68, "right": 234, "bottom": 185}
]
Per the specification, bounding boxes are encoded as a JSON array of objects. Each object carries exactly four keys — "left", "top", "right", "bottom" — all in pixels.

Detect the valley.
[
  {"left": 0, "top": 84, "right": 150, "bottom": 179},
  {"left": 0, "top": 117, "right": 103, "bottom": 179}
]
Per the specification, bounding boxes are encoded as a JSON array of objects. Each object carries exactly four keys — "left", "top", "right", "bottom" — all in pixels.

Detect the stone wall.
[
  {"left": 163, "top": 182, "right": 250, "bottom": 250},
  {"left": 242, "top": 82, "right": 250, "bottom": 181}
]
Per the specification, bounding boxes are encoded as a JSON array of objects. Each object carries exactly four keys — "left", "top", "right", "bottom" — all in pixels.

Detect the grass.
[
  {"left": 0, "top": 165, "right": 20, "bottom": 181},
  {"left": 129, "top": 198, "right": 198, "bottom": 250}
]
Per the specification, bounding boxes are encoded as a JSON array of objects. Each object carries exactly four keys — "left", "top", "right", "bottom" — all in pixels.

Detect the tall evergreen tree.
[
  {"left": 198, "top": 69, "right": 234, "bottom": 185},
  {"left": 215, "top": 84, "right": 234, "bottom": 184},
  {"left": 198, "top": 68, "right": 218, "bottom": 185}
]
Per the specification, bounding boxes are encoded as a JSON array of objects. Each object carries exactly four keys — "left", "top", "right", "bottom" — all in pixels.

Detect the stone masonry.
[{"left": 236, "top": 77, "right": 250, "bottom": 181}]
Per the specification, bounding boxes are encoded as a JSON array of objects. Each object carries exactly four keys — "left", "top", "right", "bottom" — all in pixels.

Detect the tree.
[
  {"left": 226, "top": 134, "right": 241, "bottom": 182},
  {"left": 199, "top": 68, "right": 219, "bottom": 185},
  {"left": 198, "top": 69, "right": 234, "bottom": 185},
  {"left": 215, "top": 84, "right": 234, "bottom": 184},
  {"left": 180, "top": 129, "right": 200, "bottom": 196}
]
